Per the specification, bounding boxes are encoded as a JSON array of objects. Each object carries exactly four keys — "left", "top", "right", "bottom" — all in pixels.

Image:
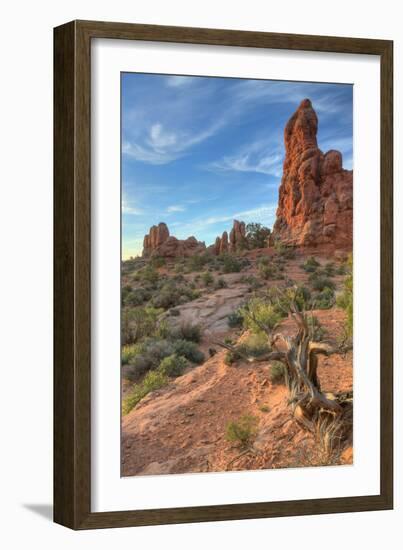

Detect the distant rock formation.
[
  {"left": 143, "top": 222, "right": 170, "bottom": 256},
  {"left": 213, "top": 220, "right": 247, "bottom": 255},
  {"left": 229, "top": 220, "right": 247, "bottom": 251},
  {"left": 272, "top": 98, "right": 353, "bottom": 247},
  {"left": 142, "top": 223, "right": 206, "bottom": 258}
]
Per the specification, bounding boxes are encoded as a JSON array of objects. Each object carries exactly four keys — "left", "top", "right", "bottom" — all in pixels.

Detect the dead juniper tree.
[{"left": 215, "top": 286, "right": 353, "bottom": 458}]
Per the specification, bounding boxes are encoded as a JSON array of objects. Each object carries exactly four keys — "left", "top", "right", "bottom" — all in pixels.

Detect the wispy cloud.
[
  {"left": 122, "top": 198, "right": 144, "bottom": 215},
  {"left": 207, "top": 138, "right": 283, "bottom": 177},
  {"left": 167, "top": 205, "right": 186, "bottom": 212},
  {"left": 171, "top": 203, "right": 277, "bottom": 240},
  {"left": 165, "top": 75, "right": 197, "bottom": 88},
  {"left": 123, "top": 119, "right": 225, "bottom": 165}
]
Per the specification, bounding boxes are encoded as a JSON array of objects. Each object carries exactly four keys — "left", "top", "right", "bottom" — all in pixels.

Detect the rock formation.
[
  {"left": 213, "top": 220, "right": 248, "bottom": 255},
  {"left": 272, "top": 98, "right": 353, "bottom": 248},
  {"left": 229, "top": 220, "right": 247, "bottom": 252},
  {"left": 143, "top": 222, "right": 170, "bottom": 256},
  {"left": 142, "top": 223, "right": 206, "bottom": 258}
]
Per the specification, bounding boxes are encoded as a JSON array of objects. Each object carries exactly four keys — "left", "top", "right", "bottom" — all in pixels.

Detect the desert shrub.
[
  {"left": 237, "top": 332, "right": 270, "bottom": 358},
  {"left": 213, "top": 277, "right": 227, "bottom": 290},
  {"left": 309, "top": 273, "right": 335, "bottom": 292},
  {"left": 122, "top": 306, "right": 162, "bottom": 344},
  {"left": 259, "top": 405, "right": 270, "bottom": 413},
  {"left": 124, "top": 287, "right": 151, "bottom": 307},
  {"left": 240, "top": 275, "right": 263, "bottom": 291},
  {"left": 258, "top": 263, "right": 278, "bottom": 280},
  {"left": 323, "top": 262, "right": 336, "bottom": 277},
  {"left": 336, "top": 263, "right": 347, "bottom": 276},
  {"left": 170, "top": 322, "right": 202, "bottom": 343},
  {"left": 187, "top": 254, "right": 208, "bottom": 272},
  {"left": 151, "top": 256, "right": 166, "bottom": 269},
  {"left": 159, "top": 354, "right": 188, "bottom": 377},
  {"left": 274, "top": 241, "right": 296, "bottom": 259},
  {"left": 314, "top": 286, "right": 335, "bottom": 309},
  {"left": 300, "top": 256, "right": 320, "bottom": 272},
  {"left": 168, "top": 308, "right": 180, "bottom": 317},
  {"left": 336, "top": 255, "right": 353, "bottom": 339},
  {"left": 151, "top": 281, "right": 200, "bottom": 309},
  {"left": 224, "top": 333, "right": 270, "bottom": 365},
  {"left": 173, "top": 260, "right": 185, "bottom": 274},
  {"left": 226, "top": 415, "right": 259, "bottom": 448},
  {"left": 201, "top": 271, "right": 214, "bottom": 286},
  {"left": 269, "top": 361, "right": 286, "bottom": 384},
  {"left": 265, "top": 284, "right": 312, "bottom": 313},
  {"left": 121, "top": 343, "right": 144, "bottom": 365},
  {"left": 307, "top": 315, "right": 327, "bottom": 341},
  {"left": 242, "top": 297, "right": 283, "bottom": 334},
  {"left": 222, "top": 254, "right": 242, "bottom": 273},
  {"left": 245, "top": 222, "right": 271, "bottom": 249},
  {"left": 122, "top": 369, "right": 168, "bottom": 415},
  {"left": 172, "top": 339, "right": 205, "bottom": 364},
  {"left": 227, "top": 308, "right": 244, "bottom": 328},
  {"left": 122, "top": 284, "right": 132, "bottom": 301},
  {"left": 224, "top": 350, "right": 238, "bottom": 366},
  {"left": 138, "top": 265, "right": 159, "bottom": 284}
]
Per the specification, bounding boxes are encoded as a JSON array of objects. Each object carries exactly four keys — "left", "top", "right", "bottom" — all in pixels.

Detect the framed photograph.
[{"left": 54, "top": 20, "right": 393, "bottom": 529}]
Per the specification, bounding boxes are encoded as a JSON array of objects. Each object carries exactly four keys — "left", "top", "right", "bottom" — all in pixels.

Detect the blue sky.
[{"left": 122, "top": 73, "right": 352, "bottom": 258}]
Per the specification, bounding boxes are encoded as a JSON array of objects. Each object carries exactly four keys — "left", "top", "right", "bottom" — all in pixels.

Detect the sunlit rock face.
[
  {"left": 272, "top": 99, "right": 353, "bottom": 248},
  {"left": 142, "top": 222, "right": 206, "bottom": 258}
]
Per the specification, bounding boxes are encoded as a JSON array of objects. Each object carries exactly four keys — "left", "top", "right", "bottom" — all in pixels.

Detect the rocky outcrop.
[
  {"left": 142, "top": 223, "right": 206, "bottom": 258},
  {"left": 272, "top": 98, "right": 353, "bottom": 248},
  {"left": 229, "top": 220, "right": 247, "bottom": 252},
  {"left": 213, "top": 220, "right": 247, "bottom": 255},
  {"left": 143, "top": 222, "right": 170, "bottom": 256}
]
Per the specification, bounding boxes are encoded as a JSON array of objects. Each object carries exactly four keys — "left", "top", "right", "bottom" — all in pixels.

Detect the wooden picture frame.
[{"left": 54, "top": 19, "right": 393, "bottom": 530}]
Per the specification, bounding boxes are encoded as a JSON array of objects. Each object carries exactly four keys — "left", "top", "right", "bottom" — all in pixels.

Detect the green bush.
[
  {"left": 237, "top": 333, "right": 270, "bottom": 358},
  {"left": 226, "top": 415, "right": 259, "bottom": 448},
  {"left": 314, "top": 286, "right": 335, "bottom": 309},
  {"left": 336, "top": 263, "right": 347, "bottom": 276},
  {"left": 151, "top": 281, "right": 200, "bottom": 309},
  {"left": 214, "top": 277, "right": 227, "bottom": 289},
  {"left": 202, "top": 271, "right": 214, "bottom": 286},
  {"left": 307, "top": 315, "right": 327, "bottom": 341},
  {"left": 222, "top": 254, "right": 242, "bottom": 273},
  {"left": 274, "top": 241, "right": 296, "bottom": 259},
  {"left": 172, "top": 339, "right": 205, "bottom": 364},
  {"left": 122, "top": 343, "right": 144, "bottom": 365},
  {"left": 240, "top": 275, "right": 263, "bottom": 291},
  {"left": 170, "top": 322, "right": 202, "bottom": 343},
  {"left": 258, "top": 263, "right": 278, "bottom": 280},
  {"left": 300, "top": 256, "right": 320, "bottom": 272},
  {"left": 187, "top": 254, "right": 208, "bottom": 272},
  {"left": 123, "top": 287, "right": 151, "bottom": 306},
  {"left": 139, "top": 265, "right": 159, "bottom": 284},
  {"left": 151, "top": 256, "right": 166, "bottom": 268},
  {"left": 336, "top": 255, "right": 353, "bottom": 339},
  {"left": 323, "top": 262, "right": 336, "bottom": 277},
  {"left": 224, "top": 333, "right": 270, "bottom": 365},
  {"left": 159, "top": 354, "right": 188, "bottom": 377},
  {"left": 242, "top": 297, "right": 283, "bottom": 334},
  {"left": 245, "top": 222, "right": 271, "bottom": 249},
  {"left": 269, "top": 361, "right": 286, "bottom": 384},
  {"left": 227, "top": 308, "right": 244, "bottom": 328},
  {"left": 122, "top": 369, "right": 168, "bottom": 415},
  {"left": 121, "top": 306, "right": 162, "bottom": 345},
  {"left": 309, "top": 273, "right": 335, "bottom": 292}
]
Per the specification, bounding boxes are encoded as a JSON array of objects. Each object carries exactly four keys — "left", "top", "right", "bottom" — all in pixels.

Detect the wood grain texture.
[{"left": 54, "top": 19, "right": 393, "bottom": 530}]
